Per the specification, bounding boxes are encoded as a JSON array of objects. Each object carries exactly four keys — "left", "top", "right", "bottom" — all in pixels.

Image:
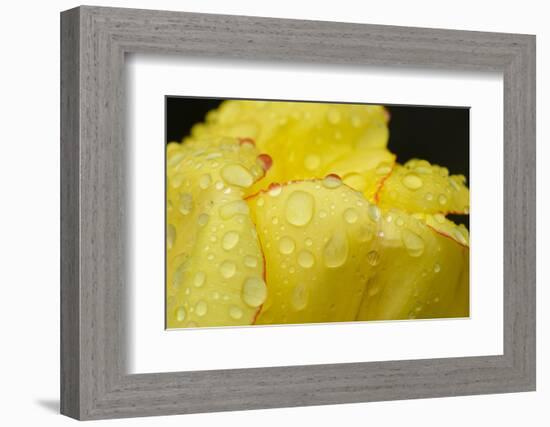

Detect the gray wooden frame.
[{"left": 60, "top": 5, "right": 536, "bottom": 420}]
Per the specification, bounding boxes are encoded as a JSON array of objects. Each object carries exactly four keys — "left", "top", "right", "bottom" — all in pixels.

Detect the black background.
[{"left": 166, "top": 97, "right": 469, "bottom": 226}]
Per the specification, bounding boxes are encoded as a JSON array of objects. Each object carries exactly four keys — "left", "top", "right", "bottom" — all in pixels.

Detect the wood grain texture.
[{"left": 60, "top": 5, "right": 536, "bottom": 420}]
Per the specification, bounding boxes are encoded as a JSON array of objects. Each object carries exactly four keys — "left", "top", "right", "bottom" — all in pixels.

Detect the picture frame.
[{"left": 60, "top": 5, "right": 536, "bottom": 420}]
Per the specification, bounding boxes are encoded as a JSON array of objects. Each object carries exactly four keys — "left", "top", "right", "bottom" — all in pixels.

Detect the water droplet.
[
  {"left": 291, "top": 283, "right": 308, "bottom": 310},
  {"left": 199, "top": 173, "right": 211, "bottom": 189},
  {"left": 319, "top": 210, "right": 328, "bottom": 219},
  {"left": 323, "top": 230, "right": 349, "bottom": 268},
  {"left": 220, "top": 260, "right": 237, "bottom": 278},
  {"left": 401, "top": 229, "right": 425, "bottom": 257},
  {"left": 285, "top": 191, "right": 314, "bottom": 227},
  {"left": 213, "top": 291, "right": 220, "bottom": 300},
  {"left": 304, "top": 154, "right": 321, "bottom": 171},
  {"left": 268, "top": 184, "right": 282, "bottom": 197},
  {"left": 402, "top": 173, "right": 423, "bottom": 190},
  {"left": 244, "top": 255, "right": 258, "bottom": 268},
  {"left": 179, "top": 193, "right": 193, "bottom": 215},
  {"left": 368, "top": 204, "right": 381, "bottom": 222},
  {"left": 425, "top": 192, "right": 434, "bottom": 201},
  {"left": 327, "top": 109, "right": 341, "bottom": 124},
  {"left": 198, "top": 213, "right": 209, "bottom": 227},
  {"left": 342, "top": 208, "right": 359, "bottom": 224},
  {"left": 195, "top": 300, "right": 208, "bottom": 317},
  {"left": 167, "top": 224, "right": 176, "bottom": 249},
  {"left": 229, "top": 305, "right": 243, "bottom": 320},
  {"left": 305, "top": 238, "right": 313, "bottom": 247},
  {"left": 193, "top": 271, "right": 206, "bottom": 288},
  {"left": 366, "top": 250, "right": 380, "bottom": 266},
  {"left": 176, "top": 306, "right": 186, "bottom": 322},
  {"left": 221, "top": 163, "right": 254, "bottom": 188},
  {"left": 271, "top": 217, "right": 279, "bottom": 225},
  {"left": 242, "top": 277, "right": 267, "bottom": 307},
  {"left": 256, "top": 197, "right": 265, "bottom": 207},
  {"left": 297, "top": 250, "right": 315, "bottom": 268},
  {"left": 215, "top": 181, "right": 224, "bottom": 191},
  {"left": 279, "top": 236, "right": 296, "bottom": 255},
  {"left": 219, "top": 200, "right": 249, "bottom": 219},
  {"left": 376, "top": 164, "right": 392, "bottom": 175},
  {"left": 438, "top": 194, "right": 448, "bottom": 205},
  {"left": 322, "top": 174, "right": 342, "bottom": 189},
  {"left": 434, "top": 263, "right": 441, "bottom": 273},
  {"left": 222, "top": 231, "right": 240, "bottom": 250},
  {"left": 368, "top": 285, "right": 380, "bottom": 297}
]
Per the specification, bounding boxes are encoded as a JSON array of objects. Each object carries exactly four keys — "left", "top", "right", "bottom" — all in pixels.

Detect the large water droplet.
[
  {"left": 175, "top": 306, "right": 186, "bottom": 322},
  {"left": 219, "top": 200, "right": 249, "bottom": 219},
  {"left": 193, "top": 271, "right": 206, "bottom": 288},
  {"left": 368, "top": 204, "right": 381, "bottom": 222},
  {"left": 402, "top": 173, "right": 423, "bottom": 190},
  {"left": 285, "top": 191, "right": 314, "bottom": 227},
  {"left": 291, "top": 283, "right": 308, "bottom": 311},
  {"left": 401, "top": 229, "right": 425, "bottom": 257},
  {"left": 195, "top": 300, "right": 208, "bottom": 317},
  {"left": 366, "top": 250, "right": 380, "bottom": 266},
  {"left": 167, "top": 224, "right": 176, "bottom": 249},
  {"left": 199, "top": 173, "right": 211, "bottom": 189},
  {"left": 179, "top": 193, "right": 193, "bottom": 215},
  {"left": 229, "top": 305, "right": 243, "bottom": 320},
  {"left": 344, "top": 208, "right": 358, "bottom": 224},
  {"left": 221, "top": 163, "right": 254, "bottom": 188},
  {"left": 279, "top": 236, "right": 296, "bottom": 255},
  {"left": 297, "top": 250, "right": 315, "bottom": 268},
  {"left": 323, "top": 230, "right": 349, "bottom": 268},
  {"left": 222, "top": 231, "right": 240, "bottom": 250},
  {"left": 242, "top": 277, "right": 267, "bottom": 307},
  {"left": 220, "top": 260, "right": 237, "bottom": 278}
]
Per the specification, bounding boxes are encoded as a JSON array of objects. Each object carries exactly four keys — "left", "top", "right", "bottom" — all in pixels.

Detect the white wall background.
[{"left": 0, "top": 0, "right": 546, "bottom": 425}]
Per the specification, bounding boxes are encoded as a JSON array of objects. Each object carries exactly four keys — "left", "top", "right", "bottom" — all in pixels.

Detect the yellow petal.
[
  {"left": 189, "top": 100, "right": 391, "bottom": 193},
  {"left": 247, "top": 178, "right": 379, "bottom": 324},
  {"left": 356, "top": 208, "right": 469, "bottom": 320},
  {"left": 376, "top": 159, "right": 469, "bottom": 214},
  {"left": 166, "top": 136, "right": 268, "bottom": 328}
]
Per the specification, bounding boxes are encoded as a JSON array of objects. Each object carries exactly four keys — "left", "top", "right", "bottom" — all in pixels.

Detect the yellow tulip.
[{"left": 166, "top": 100, "right": 469, "bottom": 328}]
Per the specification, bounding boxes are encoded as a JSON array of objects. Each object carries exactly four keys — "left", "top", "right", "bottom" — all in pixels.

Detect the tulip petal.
[
  {"left": 356, "top": 208, "right": 469, "bottom": 320},
  {"left": 247, "top": 179, "right": 381, "bottom": 324},
  {"left": 376, "top": 159, "right": 469, "bottom": 214},
  {"left": 166, "top": 137, "right": 267, "bottom": 328},
  {"left": 189, "top": 100, "right": 391, "bottom": 194}
]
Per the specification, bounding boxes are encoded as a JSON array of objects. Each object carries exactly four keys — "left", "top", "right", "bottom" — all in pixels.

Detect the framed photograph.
[{"left": 60, "top": 5, "right": 536, "bottom": 420}]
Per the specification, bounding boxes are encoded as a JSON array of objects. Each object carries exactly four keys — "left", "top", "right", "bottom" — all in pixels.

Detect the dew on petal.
[
  {"left": 402, "top": 173, "right": 423, "bottom": 190},
  {"left": 221, "top": 163, "right": 254, "bottom": 188},
  {"left": 220, "top": 260, "right": 237, "bottom": 278},
  {"left": 229, "top": 305, "right": 243, "bottom": 320},
  {"left": 297, "top": 250, "right": 315, "bottom": 268},
  {"left": 197, "top": 213, "right": 210, "bottom": 227},
  {"left": 322, "top": 174, "right": 342, "bottom": 189},
  {"left": 222, "top": 231, "right": 240, "bottom": 250},
  {"left": 279, "top": 236, "right": 296, "bottom": 255},
  {"left": 179, "top": 193, "right": 193, "bottom": 215},
  {"left": 344, "top": 208, "right": 359, "bottom": 224},
  {"left": 175, "top": 306, "right": 186, "bottom": 322},
  {"left": 244, "top": 255, "right": 258, "bottom": 268},
  {"left": 193, "top": 271, "right": 206, "bottom": 288},
  {"left": 242, "top": 277, "right": 267, "bottom": 307},
  {"left": 195, "top": 300, "right": 208, "bottom": 317},
  {"left": 199, "top": 173, "right": 212, "bottom": 189},
  {"left": 285, "top": 190, "right": 314, "bottom": 227}
]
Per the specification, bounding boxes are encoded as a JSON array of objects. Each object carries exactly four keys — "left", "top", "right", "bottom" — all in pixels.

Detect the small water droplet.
[
  {"left": 167, "top": 224, "right": 176, "bottom": 249},
  {"left": 368, "top": 204, "right": 381, "bottom": 222},
  {"left": 366, "top": 250, "right": 380, "bottom": 266},
  {"left": 195, "top": 300, "right": 208, "bottom": 317},
  {"left": 323, "top": 230, "right": 349, "bottom": 268},
  {"left": 304, "top": 154, "right": 321, "bottom": 171},
  {"left": 376, "top": 164, "right": 392, "bottom": 175},
  {"left": 222, "top": 231, "right": 240, "bottom": 250},
  {"left": 256, "top": 197, "right": 265, "bottom": 207},
  {"left": 193, "top": 271, "right": 206, "bottom": 287},
  {"left": 271, "top": 217, "right": 279, "bottom": 225},
  {"left": 199, "top": 173, "right": 211, "bottom": 189},
  {"left": 221, "top": 163, "right": 254, "bottom": 188},
  {"left": 402, "top": 173, "right": 423, "bottom": 190},
  {"left": 179, "top": 193, "right": 193, "bottom": 215},
  {"left": 291, "top": 283, "right": 308, "bottom": 310},
  {"left": 305, "top": 238, "right": 313, "bottom": 247},
  {"left": 242, "top": 277, "right": 267, "bottom": 307},
  {"left": 220, "top": 260, "right": 237, "bottom": 278},
  {"left": 438, "top": 194, "right": 448, "bottom": 205},
  {"left": 401, "top": 229, "right": 425, "bottom": 257},
  {"left": 285, "top": 191, "right": 314, "bottom": 227},
  {"left": 434, "top": 263, "right": 441, "bottom": 273},
  {"left": 198, "top": 213, "right": 209, "bottom": 227},
  {"left": 213, "top": 291, "right": 220, "bottom": 300},
  {"left": 215, "top": 180, "right": 224, "bottom": 191},
  {"left": 319, "top": 210, "right": 328, "bottom": 219},
  {"left": 322, "top": 174, "right": 342, "bottom": 189},
  {"left": 219, "top": 200, "right": 249, "bottom": 219},
  {"left": 425, "top": 192, "right": 434, "bottom": 201},
  {"left": 268, "top": 184, "right": 282, "bottom": 197},
  {"left": 279, "top": 236, "right": 296, "bottom": 255},
  {"left": 434, "top": 213, "right": 446, "bottom": 224},
  {"left": 229, "top": 305, "right": 243, "bottom": 320},
  {"left": 176, "top": 306, "right": 186, "bottom": 322},
  {"left": 344, "top": 208, "right": 358, "bottom": 224},
  {"left": 297, "top": 250, "right": 315, "bottom": 268},
  {"left": 244, "top": 255, "right": 258, "bottom": 268}
]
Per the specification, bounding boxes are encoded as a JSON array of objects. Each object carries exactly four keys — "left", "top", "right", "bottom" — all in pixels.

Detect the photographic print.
[{"left": 165, "top": 98, "right": 470, "bottom": 329}]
